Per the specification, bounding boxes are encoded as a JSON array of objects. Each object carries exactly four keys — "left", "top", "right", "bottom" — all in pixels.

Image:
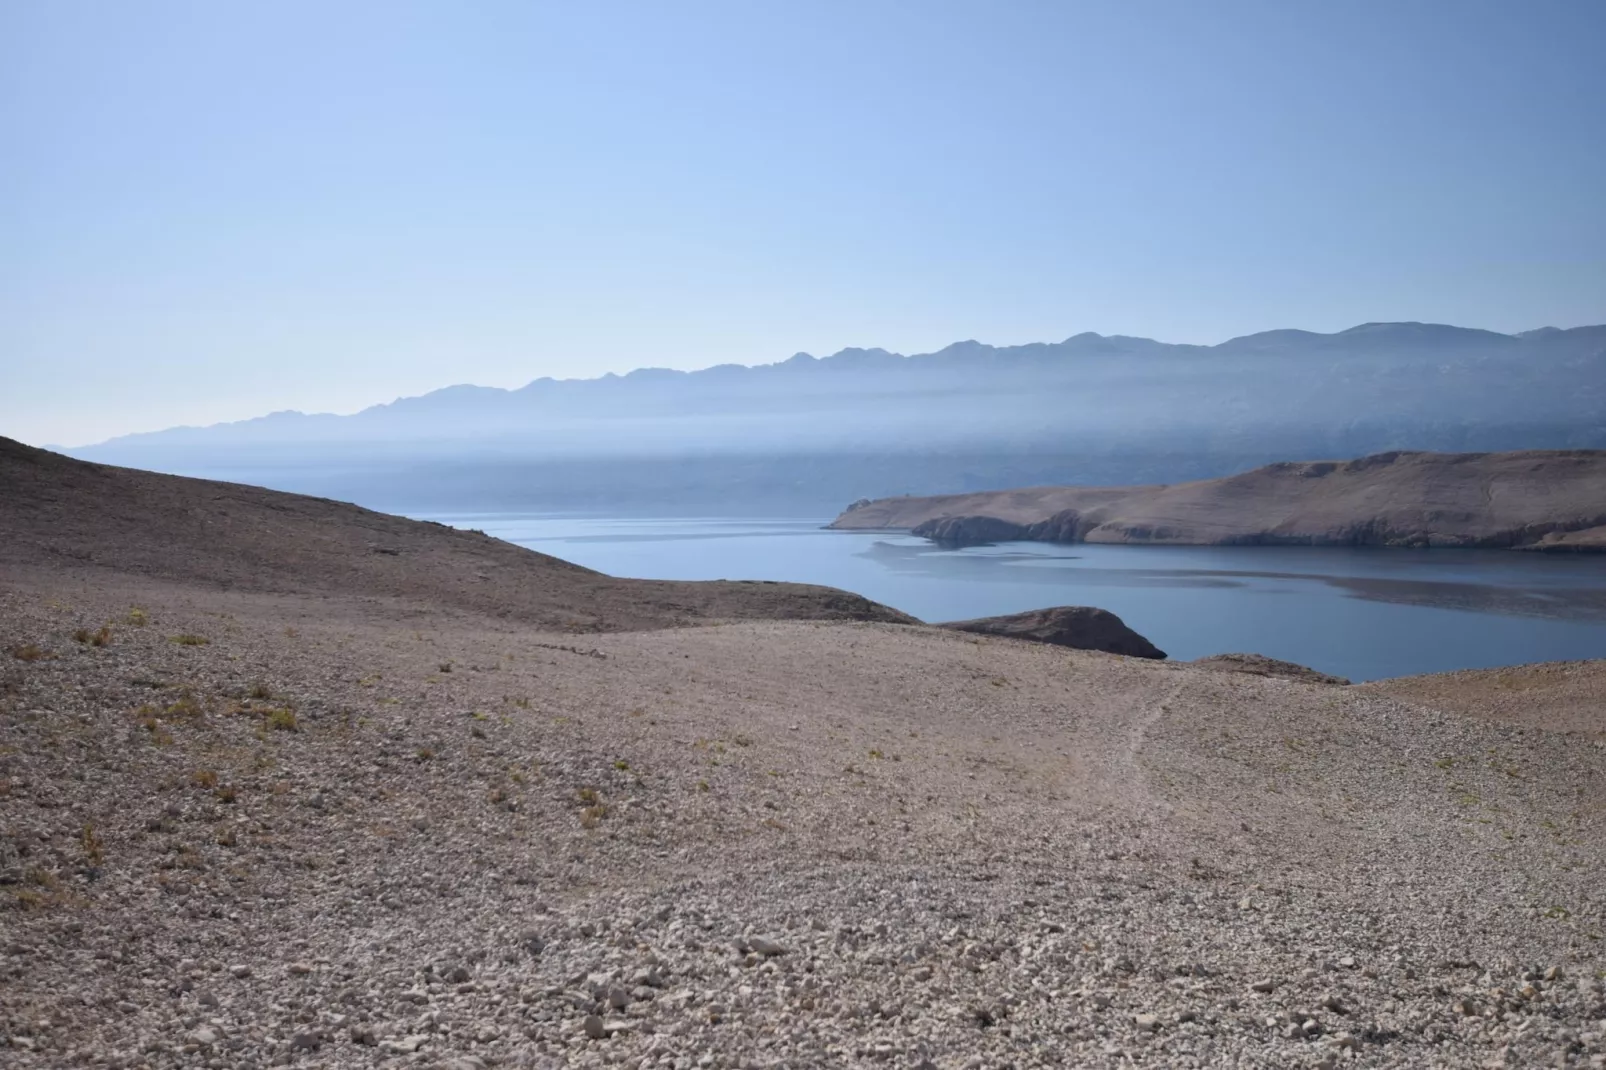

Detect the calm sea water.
[{"left": 420, "top": 514, "right": 1606, "bottom": 682}]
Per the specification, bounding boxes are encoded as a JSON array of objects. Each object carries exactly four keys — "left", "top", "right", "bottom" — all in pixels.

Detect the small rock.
[
  {"left": 1133, "top": 1013, "right": 1159, "bottom": 1032},
  {"left": 749, "top": 936, "right": 787, "bottom": 957},
  {"left": 607, "top": 986, "right": 629, "bottom": 1010},
  {"left": 1250, "top": 980, "right": 1276, "bottom": 994},
  {"left": 290, "top": 1030, "right": 322, "bottom": 1051},
  {"left": 350, "top": 1025, "right": 376, "bottom": 1045},
  {"left": 288, "top": 962, "right": 313, "bottom": 976},
  {"left": 584, "top": 1014, "right": 606, "bottom": 1040},
  {"left": 188, "top": 1026, "right": 221, "bottom": 1047},
  {"left": 229, "top": 964, "right": 252, "bottom": 979}
]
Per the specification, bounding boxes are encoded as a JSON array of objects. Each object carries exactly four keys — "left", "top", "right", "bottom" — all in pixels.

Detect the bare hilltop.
[
  {"left": 830, "top": 449, "right": 1606, "bottom": 552},
  {"left": 3, "top": 439, "right": 1604, "bottom": 1069}
]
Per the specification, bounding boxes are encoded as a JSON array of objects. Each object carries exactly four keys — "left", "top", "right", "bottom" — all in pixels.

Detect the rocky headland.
[
  {"left": 830, "top": 449, "right": 1606, "bottom": 551},
  {"left": 3, "top": 438, "right": 1605, "bottom": 1069}
]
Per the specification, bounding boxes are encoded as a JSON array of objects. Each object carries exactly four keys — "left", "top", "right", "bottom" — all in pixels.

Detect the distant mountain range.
[{"left": 69, "top": 322, "right": 1606, "bottom": 514}]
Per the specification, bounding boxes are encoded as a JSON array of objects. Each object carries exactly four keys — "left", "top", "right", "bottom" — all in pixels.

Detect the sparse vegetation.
[
  {"left": 170, "top": 633, "right": 210, "bottom": 646},
  {"left": 165, "top": 689, "right": 204, "bottom": 719},
  {"left": 266, "top": 708, "right": 299, "bottom": 732},
  {"left": 126, "top": 607, "right": 148, "bottom": 626},
  {"left": 249, "top": 681, "right": 273, "bottom": 699},
  {"left": 81, "top": 824, "right": 104, "bottom": 864},
  {"left": 9, "top": 644, "right": 48, "bottom": 662},
  {"left": 192, "top": 769, "right": 219, "bottom": 789}
]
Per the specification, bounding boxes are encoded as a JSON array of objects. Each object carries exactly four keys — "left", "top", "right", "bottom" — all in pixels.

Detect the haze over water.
[{"left": 421, "top": 514, "right": 1606, "bottom": 682}]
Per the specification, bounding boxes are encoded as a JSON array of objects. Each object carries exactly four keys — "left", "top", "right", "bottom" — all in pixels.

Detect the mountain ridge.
[{"left": 71, "top": 320, "right": 1606, "bottom": 450}]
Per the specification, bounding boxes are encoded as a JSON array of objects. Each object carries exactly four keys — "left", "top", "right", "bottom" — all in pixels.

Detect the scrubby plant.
[
  {"left": 170, "top": 634, "right": 209, "bottom": 647},
  {"left": 192, "top": 769, "right": 219, "bottom": 789},
  {"left": 165, "top": 690, "right": 204, "bottom": 719},
  {"left": 249, "top": 682, "right": 273, "bottom": 700},
  {"left": 9, "top": 644, "right": 47, "bottom": 662},
  {"left": 81, "top": 824, "right": 104, "bottom": 864},
  {"left": 127, "top": 607, "right": 148, "bottom": 627},
  {"left": 266, "top": 708, "right": 299, "bottom": 732}
]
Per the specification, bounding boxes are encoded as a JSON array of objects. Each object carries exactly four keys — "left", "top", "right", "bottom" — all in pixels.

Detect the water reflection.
[{"left": 857, "top": 539, "right": 1606, "bottom": 622}]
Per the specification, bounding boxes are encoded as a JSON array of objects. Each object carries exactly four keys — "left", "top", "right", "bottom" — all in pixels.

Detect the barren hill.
[
  {"left": 0, "top": 436, "right": 911, "bottom": 631},
  {"left": 3, "top": 442, "right": 1604, "bottom": 1069},
  {"left": 830, "top": 449, "right": 1606, "bottom": 551}
]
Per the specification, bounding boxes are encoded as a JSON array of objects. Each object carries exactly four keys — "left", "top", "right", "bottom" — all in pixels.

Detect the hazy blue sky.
[{"left": 4, "top": 0, "right": 1604, "bottom": 446}]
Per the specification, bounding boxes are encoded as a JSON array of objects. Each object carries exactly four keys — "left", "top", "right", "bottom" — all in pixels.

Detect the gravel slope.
[
  {"left": 3, "top": 446, "right": 1605, "bottom": 1069},
  {"left": 4, "top": 570, "right": 1604, "bottom": 1069}
]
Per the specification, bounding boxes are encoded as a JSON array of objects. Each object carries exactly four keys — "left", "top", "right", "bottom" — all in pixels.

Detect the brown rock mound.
[
  {"left": 938, "top": 606, "right": 1166, "bottom": 658},
  {"left": 1194, "top": 653, "right": 1350, "bottom": 686}
]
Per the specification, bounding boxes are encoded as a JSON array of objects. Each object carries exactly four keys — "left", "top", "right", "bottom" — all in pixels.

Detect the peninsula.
[{"left": 829, "top": 449, "right": 1606, "bottom": 551}]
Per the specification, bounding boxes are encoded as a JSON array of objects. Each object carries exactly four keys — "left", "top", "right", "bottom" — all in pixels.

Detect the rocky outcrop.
[
  {"left": 834, "top": 450, "right": 1606, "bottom": 552},
  {"left": 938, "top": 606, "right": 1166, "bottom": 659},
  {"left": 1193, "top": 653, "right": 1350, "bottom": 686}
]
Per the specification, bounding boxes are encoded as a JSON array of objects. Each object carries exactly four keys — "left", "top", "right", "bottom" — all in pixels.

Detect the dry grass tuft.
[{"left": 81, "top": 824, "right": 104, "bottom": 864}]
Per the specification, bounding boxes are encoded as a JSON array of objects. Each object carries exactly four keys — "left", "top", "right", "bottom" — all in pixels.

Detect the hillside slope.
[
  {"left": 4, "top": 442, "right": 1604, "bottom": 1069},
  {"left": 830, "top": 449, "right": 1606, "bottom": 551},
  {"left": 0, "top": 437, "right": 911, "bottom": 631}
]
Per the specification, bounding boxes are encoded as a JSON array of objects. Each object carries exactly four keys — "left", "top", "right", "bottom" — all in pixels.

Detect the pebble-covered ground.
[{"left": 3, "top": 570, "right": 1604, "bottom": 1069}]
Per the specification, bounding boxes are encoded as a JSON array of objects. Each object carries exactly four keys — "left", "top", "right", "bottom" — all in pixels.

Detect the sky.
[{"left": 3, "top": 0, "right": 1604, "bottom": 447}]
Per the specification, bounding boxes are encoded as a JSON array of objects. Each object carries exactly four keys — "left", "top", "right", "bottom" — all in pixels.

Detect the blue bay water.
[{"left": 419, "top": 514, "right": 1606, "bottom": 683}]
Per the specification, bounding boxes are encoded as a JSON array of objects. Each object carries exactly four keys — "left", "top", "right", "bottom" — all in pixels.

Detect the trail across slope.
[{"left": 3, "top": 443, "right": 1604, "bottom": 1068}]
